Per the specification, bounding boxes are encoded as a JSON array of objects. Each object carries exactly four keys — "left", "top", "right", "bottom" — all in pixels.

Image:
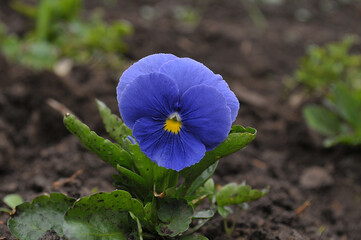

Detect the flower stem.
[
  {"left": 167, "top": 171, "right": 179, "bottom": 189},
  {"left": 224, "top": 206, "right": 239, "bottom": 236}
]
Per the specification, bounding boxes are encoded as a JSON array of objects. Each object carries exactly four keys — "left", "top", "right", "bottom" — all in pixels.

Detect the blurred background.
[{"left": 0, "top": 0, "right": 361, "bottom": 239}]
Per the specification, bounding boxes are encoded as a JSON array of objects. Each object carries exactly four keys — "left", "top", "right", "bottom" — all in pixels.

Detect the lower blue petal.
[
  {"left": 118, "top": 73, "right": 179, "bottom": 129},
  {"left": 179, "top": 85, "right": 232, "bottom": 151},
  {"left": 133, "top": 117, "right": 206, "bottom": 171}
]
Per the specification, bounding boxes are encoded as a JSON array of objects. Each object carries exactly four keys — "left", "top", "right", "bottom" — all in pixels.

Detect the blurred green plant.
[
  {"left": 239, "top": 0, "right": 285, "bottom": 31},
  {"left": 0, "top": 0, "right": 132, "bottom": 70},
  {"left": 173, "top": 6, "right": 201, "bottom": 28},
  {"left": 241, "top": 0, "right": 268, "bottom": 30},
  {"left": 0, "top": 194, "right": 23, "bottom": 213},
  {"left": 295, "top": 36, "right": 361, "bottom": 147}
]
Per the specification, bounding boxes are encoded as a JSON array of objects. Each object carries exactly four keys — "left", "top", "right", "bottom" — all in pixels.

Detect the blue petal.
[
  {"left": 126, "top": 135, "right": 136, "bottom": 145},
  {"left": 211, "top": 80, "right": 239, "bottom": 122},
  {"left": 133, "top": 117, "right": 206, "bottom": 171},
  {"left": 159, "top": 58, "right": 239, "bottom": 122},
  {"left": 117, "top": 53, "right": 178, "bottom": 98},
  {"left": 118, "top": 73, "right": 179, "bottom": 129},
  {"left": 179, "top": 85, "right": 232, "bottom": 151}
]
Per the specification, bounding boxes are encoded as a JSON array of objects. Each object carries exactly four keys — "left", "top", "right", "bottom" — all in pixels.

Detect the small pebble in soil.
[
  {"left": 279, "top": 228, "right": 309, "bottom": 240},
  {"left": 299, "top": 166, "right": 334, "bottom": 189},
  {"left": 31, "top": 175, "right": 48, "bottom": 192}
]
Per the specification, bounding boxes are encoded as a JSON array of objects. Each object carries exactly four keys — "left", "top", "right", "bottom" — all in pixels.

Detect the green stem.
[
  {"left": 0, "top": 207, "right": 11, "bottom": 213},
  {"left": 241, "top": 0, "right": 268, "bottom": 30},
  {"left": 36, "top": 0, "right": 51, "bottom": 40},
  {"left": 142, "top": 232, "right": 158, "bottom": 239},
  {"left": 167, "top": 171, "right": 179, "bottom": 189},
  {"left": 184, "top": 217, "right": 212, "bottom": 236},
  {"left": 150, "top": 197, "right": 158, "bottom": 227},
  {"left": 223, "top": 217, "right": 236, "bottom": 236},
  {"left": 176, "top": 181, "right": 190, "bottom": 198},
  {"left": 9, "top": 0, "right": 37, "bottom": 18},
  {"left": 224, "top": 207, "right": 239, "bottom": 236}
]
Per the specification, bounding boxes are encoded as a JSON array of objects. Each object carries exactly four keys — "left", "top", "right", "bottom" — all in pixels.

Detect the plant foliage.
[
  {"left": 0, "top": 0, "right": 132, "bottom": 70},
  {"left": 7, "top": 100, "right": 265, "bottom": 239},
  {"left": 296, "top": 36, "right": 361, "bottom": 146}
]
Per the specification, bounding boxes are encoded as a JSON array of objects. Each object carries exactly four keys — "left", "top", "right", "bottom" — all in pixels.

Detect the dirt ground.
[{"left": 1, "top": 0, "right": 361, "bottom": 239}]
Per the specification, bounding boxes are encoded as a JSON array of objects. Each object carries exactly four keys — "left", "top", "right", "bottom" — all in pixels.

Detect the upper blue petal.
[
  {"left": 159, "top": 57, "right": 239, "bottom": 122},
  {"left": 133, "top": 117, "right": 206, "bottom": 171},
  {"left": 118, "top": 73, "right": 179, "bottom": 129},
  {"left": 117, "top": 53, "right": 178, "bottom": 99},
  {"left": 179, "top": 85, "right": 232, "bottom": 151},
  {"left": 210, "top": 80, "right": 239, "bottom": 122}
]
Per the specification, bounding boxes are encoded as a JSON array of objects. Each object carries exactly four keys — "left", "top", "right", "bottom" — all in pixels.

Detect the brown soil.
[{"left": 1, "top": 0, "right": 361, "bottom": 239}]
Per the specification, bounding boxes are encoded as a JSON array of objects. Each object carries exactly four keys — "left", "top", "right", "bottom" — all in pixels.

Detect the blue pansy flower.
[{"left": 117, "top": 53, "right": 239, "bottom": 171}]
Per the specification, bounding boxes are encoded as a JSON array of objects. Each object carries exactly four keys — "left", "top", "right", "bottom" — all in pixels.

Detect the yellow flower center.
[{"left": 164, "top": 113, "right": 182, "bottom": 134}]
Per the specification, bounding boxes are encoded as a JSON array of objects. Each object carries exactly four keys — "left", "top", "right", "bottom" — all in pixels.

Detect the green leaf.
[
  {"left": 116, "top": 165, "right": 146, "bottom": 188},
  {"left": 63, "top": 190, "right": 144, "bottom": 240},
  {"left": 333, "top": 83, "right": 361, "bottom": 129},
  {"left": 216, "top": 205, "right": 233, "bottom": 219},
  {"left": 184, "top": 188, "right": 213, "bottom": 206},
  {"left": 184, "top": 178, "right": 216, "bottom": 205},
  {"left": 203, "top": 178, "right": 216, "bottom": 194},
  {"left": 230, "top": 125, "right": 256, "bottom": 134},
  {"left": 183, "top": 209, "right": 213, "bottom": 237},
  {"left": 143, "top": 202, "right": 152, "bottom": 222},
  {"left": 0, "top": 208, "right": 11, "bottom": 213},
  {"left": 96, "top": 99, "right": 132, "bottom": 147},
  {"left": 9, "top": 0, "right": 37, "bottom": 18},
  {"left": 63, "top": 113, "right": 132, "bottom": 169},
  {"left": 324, "top": 133, "right": 361, "bottom": 147},
  {"left": 114, "top": 165, "right": 148, "bottom": 198},
  {"left": 21, "top": 41, "right": 58, "bottom": 70},
  {"left": 36, "top": 0, "right": 51, "bottom": 40},
  {"left": 8, "top": 193, "right": 75, "bottom": 240},
  {"left": 180, "top": 235, "right": 209, "bottom": 240},
  {"left": 36, "top": 0, "right": 82, "bottom": 40},
  {"left": 1, "top": 35, "right": 20, "bottom": 62},
  {"left": 203, "top": 178, "right": 217, "bottom": 204},
  {"left": 128, "top": 144, "right": 155, "bottom": 184},
  {"left": 3, "top": 194, "right": 23, "bottom": 209},
  {"left": 155, "top": 198, "right": 193, "bottom": 237},
  {"left": 186, "top": 162, "right": 218, "bottom": 196},
  {"left": 216, "top": 183, "right": 267, "bottom": 207},
  {"left": 303, "top": 105, "right": 342, "bottom": 137},
  {"left": 128, "top": 144, "right": 178, "bottom": 193},
  {"left": 153, "top": 166, "right": 179, "bottom": 194},
  {"left": 129, "top": 212, "right": 143, "bottom": 240},
  {"left": 193, "top": 209, "right": 214, "bottom": 219},
  {"left": 180, "top": 126, "right": 256, "bottom": 196}
]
